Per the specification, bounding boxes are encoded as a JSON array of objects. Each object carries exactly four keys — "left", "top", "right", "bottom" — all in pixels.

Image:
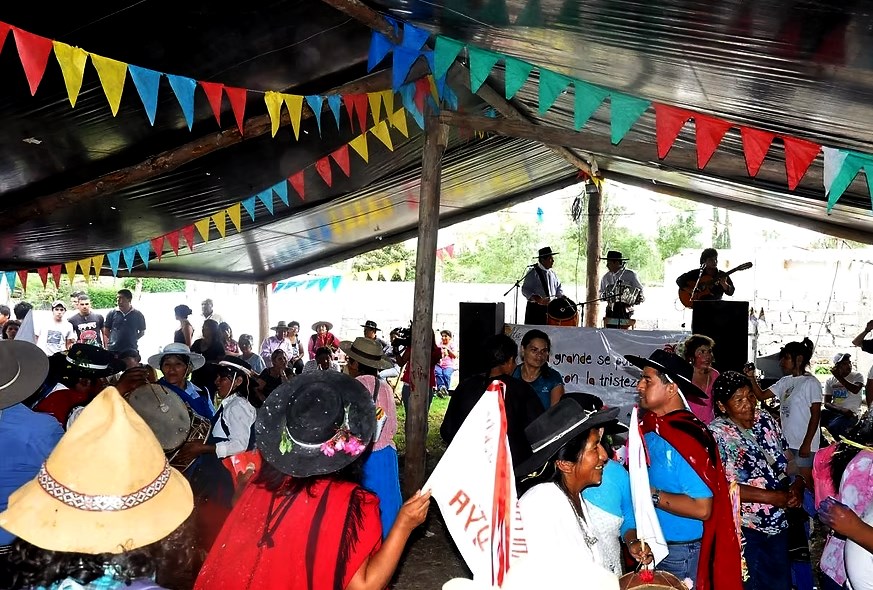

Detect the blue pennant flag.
[
  {"left": 135, "top": 242, "right": 151, "bottom": 268},
  {"left": 317, "top": 224, "right": 331, "bottom": 242},
  {"left": 327, "top": 95, "right": 342, "bottom": 129},
  {"left": 122, "top": 247, "right": 136, "bottom": 272},
  {"left": 3, "top": 271, "right": 15, "bottom": 292},
  {"left": 400, "top": 83, "right": 424, "bottom": 129},
  {"left": 257, "top": 189, "right": 274, "bottom": 215},
  {"left": 317, "top": 278, "right": 330, "bottom": 291},
  {"left": 401, "top": 23, "right": 430, "bottom": 51},
  {"left": 331, "top": 275, "right": 342, "bottom": 291},
  {"left": 128, "top": 65, "right": 161, "bottom": 125},
  {"left": 241, "top": 196, "right": 257, "bottom": 221},
  {"left": 272, "top": 180, "right": 289, "bottom": 206},
  {"left": 423, "top": 50, "right": 435, "bottom": 74},
  {"left": 393, "top": 47, "right": 420, "bottom": 91},
  {"left": 107, "top": 251, "right": 121, "bottom": 276},
  {"left": 305, "top": 95, "right": 324, "bottom": 135},
  {"left": 166, "top": 74, "right": 197, "bottom": 131},
  {"left": 368, "top": 31, "right": 394, "bottom": 72}
]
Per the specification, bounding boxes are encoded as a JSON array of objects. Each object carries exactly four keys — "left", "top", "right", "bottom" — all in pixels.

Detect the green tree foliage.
[
  {"left": 350, "top": 243, "right": 415, "bottom": 281},
  {"left": 440, "top": 222, "right": 544, "bottom": 283},
  {"left": 656, "top": 210, "right": 702, "bottom": 263},
  {"left": 121, "top": 278, "right": 186, "bottom": 292}
]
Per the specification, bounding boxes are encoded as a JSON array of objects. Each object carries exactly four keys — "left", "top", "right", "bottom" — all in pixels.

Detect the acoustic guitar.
[{"left": 678, "top": 261, "right": 753, "bottom": 308}]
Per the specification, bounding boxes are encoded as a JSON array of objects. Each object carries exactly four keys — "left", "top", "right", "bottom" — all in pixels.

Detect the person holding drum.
[
  {"left": 512, "top": 329, "right": 565, "bottom": 408},
  {"left": 599, "top": 250, "right": 644, "bottom": 327},
  {"left": 521, "top": 246, "right": 564, "bottom": 326},
  {"left": 148, "top": 343, "right": 214, "bottom": 423}
]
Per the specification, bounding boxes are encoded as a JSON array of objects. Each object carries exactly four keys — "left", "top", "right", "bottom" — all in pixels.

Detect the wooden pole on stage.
[
  {"left": 405, "top": 112, "right": 449, "bottom": 496},
  {"left": 585, "top": 184, "right": 602, "bottom": 327},
  {"left": 257, "top": 283, "right": 269, "bottom": 346}
]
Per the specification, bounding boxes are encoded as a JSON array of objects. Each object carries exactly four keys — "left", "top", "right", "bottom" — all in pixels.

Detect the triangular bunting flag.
[
  {"left": 151, "top": 236, "right": 165, "bottom": 262},
  {"left": 225, "top": 86, "right": 247, "bottom": 135},
  {"left": 349, "top": 133, "right": 370, "bottom": 162},
  {"left": 16, "top": 270, "right": 27, "bottom": 292},
  {"left": 289, "top": 171, "right": 305, "bottom": 200},
  {"left": 504, "top": 56, "right": 533, "bottom": 100},
  {"left": 284, "top": 94, "right": 304, "bottom": 140},
  {"left": 227, "top": 203, "right": 242, "bottom": 232},
  {"left": 121, "top": 247, "right": 136, "bottom": 272},
  {"left": 327, "top": 94, "right": 342, "bottom": 129},
  {"left": 4, "top": 272, "right": 15, "bottom": 293},
  {"left": 167, "top": 74, "right": 197, "bottom": 130},
  {"left": 257, "top": 189, "right": 274, "bottom": 215},
  {"left": 694, "top": 114, "right": 732, "bottom": 169},
  {"left": 241, "top": 196, "right": 257, "bottom": 221},
  {"left": 315, "top": 157, "right": 333, "bottom": 187},
  {"left": 166, "top": 231, "right": 180, "bottom": 255},
  {"left": 380, "top": 90, "right": 395, "bottom": 121},
  {"left": 194, "top": 218, "right": 211, "bottom": 242},
  {"left": 91, "top": 254, "right": 104, "bottom": 278},
  {"left": 823, "top": 147, "right": 849, "bottom": 197},
  {"left": 12, "top": 27, "right": 53, "bottom": 95},
  {"left": 331, "top": 275, "right": 342, "bottom": 291},
  {"left": 610, "top": 92, "right": 650, "bottom": 145},
  {"left": 199, "top": 81, "right": 224, "bottom": 126},
  {"left": 128, "top": 65, "right": 162, "bottom": 125},
  {"left": 654, "top": 103, "right": 692, "bottom": 159},
  {"left": 414, "top": 78, "right": 431, "bottom": 114},
  {"left": 826, "top": 150, "right": 867, "bottom": 211},
  {"left": 371, "top": 119, "right": 394, "bottom": 151},
  {"left": 65, "top": 260, "right": 78, "bottom": 284},
  {"left": 134, "top": 242, "right": 150, "bottom": 268},
  {"left": 330, "top": 145, "right": 351, "bottom": 177},
  {"left": 182, "top": 225, "right": 196, "bottom": 252},
  {"left": 0, "top": 23, "right": 10, "bottom": 55},
  {"left": 368, "top": 31, "right": 394, "bottom": 72},
  {"left": 350, "top": 94, "right": 369, "bottom": 133},
  {"left": 106, "top": 251, "right": 120, "bottom": 277},
  {"left": 367, "top": 92, "right": 384, "bottom": 123},
  {"left": 468, "top": 46, "right": 501, "bottom": 93},
  {"left": 211, "top": 210, "right": 227, "bottom": 239},
  {"left": 400, "top": 83, "right": 424, "bottom": 129},
  {"left": 401, "top": 23, "right": 430, "bottom": 51},
  {"left": 50, "top": 264, "right": 62, "bottom": 286},
  {"left": 573, "top": 80, "right": 609, "bottom": 131},
  {"left": 392, "top": 47, "right": 421, "bottom": 90},
  {"left": 740, "top": 127, "right": 776, "bottom": 178},
  {"left": 78, "top": 257, "right": 92, "bottom": 279},
  {"left": 390, "top": 108, "right": 409, "bottom": 137},
  {"left": 52, "top": 41, "right": 88, "bottom": 107},
  {"left": 272, "top": 180, "right": 289, "bottom": 206},
  {"left": 783, "top": 136, "right": 821, "bottom": 190},
  {"left": 37, "top": 267, "right": 48, "bottom": 288},
  {"left": 264, "top": 91, "right": 284, "bottom": 137},
  {"left": 306, "top": 95, "right": 325, "bottom": 135},
  {"left": 538, "top": 68, "right": 572, "bottom": 114},
  {"left": 317, "top": 278, "right": 330, "bottom": 291},
  {"left": 89, "top": 53, "right": 128, "bottom": 116},
  {"left": 434, "top": 36, "right": 464, "bottom": 80}
]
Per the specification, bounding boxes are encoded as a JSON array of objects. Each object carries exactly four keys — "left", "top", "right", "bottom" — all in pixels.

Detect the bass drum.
[
  {"left": 125, "top": 383, "right": 191, "bottom": 452},
  {"left": 546, "top": 297, "right": 579, "bottom": 327},
  {"left": 618, "top": 569, "right": 687, "bottom": 590}
]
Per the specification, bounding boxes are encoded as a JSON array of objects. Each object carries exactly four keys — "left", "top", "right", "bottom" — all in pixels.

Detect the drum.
[
  {"left": 547, "top": 297, "right": 579, "bottom": 327},
  {"left": 168, "top": 410, "right": 212, "bottom": 472},
  {"left": 618, "top": 569, "right": 686, "bottom": 590}
]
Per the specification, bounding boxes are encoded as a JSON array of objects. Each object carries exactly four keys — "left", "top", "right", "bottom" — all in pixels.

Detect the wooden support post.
[
  {"left": 257, "top": 283, "right": 269, "bottom": 346},
  {"left": 585, "top": 184, "right": 603, "bottom": 327},
  {"left": 404, "top": 112, "right": 449, "bottom": 497}
]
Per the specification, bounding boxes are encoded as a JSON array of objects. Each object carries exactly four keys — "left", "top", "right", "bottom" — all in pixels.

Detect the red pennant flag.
[
  {"left": 224, "top": 86, "right": 247, "bottom": 135},
  {"left": 50, "top": 265, "right": 61, "bottom": 288},
  {"left": 343, "top": 95, "right": 357, "bottom": 132},
  {"left": 37, "top": 267, "right": 48, "bottom": 288},
  {"left": 17, "top": 270, "right": 27, "bottom": 291},
  {"left": 0, "top": 22, "right": 11, "bottom": 54},
  {"left": 289, "top": 170, "right": 305, "bottom": 200},
  {"left": 654, "top": 103, "right": 691, "bottom": 159},
  {"left": 436, "top": 248, "right": 445, "bottom": 262},
  {"left": 166, "top": 230, "right": 180, "bottom": 256},
  {"left": 782, "top": 136, "right": 821, "bottom": 190},
  {"left": 315, "top": 157, "right": 333, "bottom": 187},
  {"left": 13, "top": 28, "right": 53, "bottom": 96},
  {"left": 414, "top": 78, "right": 430, "bottom": 114},
  {"left": 740, "top": 127, "right": 775, "bottom": 177},
  {"left": 199, "top": 81, "right": 224, "bottom": 126},
  {"left": 446, "top": 244, "right": 455, "bottom": 258},
  {"left": 151, "top": 236, "right": 165, "bottom": 262},
  {"left": 694, "top": 114, "right": 732, "bottom": 169},
  {"left": 181, "top": 225, "right": 196, "bottom": 252},
  {"left": 330, "top": 145, "right": 351, "bottom": 176},
  {"left": 349, "top": 94, "right": 369, "bottom": 132}
]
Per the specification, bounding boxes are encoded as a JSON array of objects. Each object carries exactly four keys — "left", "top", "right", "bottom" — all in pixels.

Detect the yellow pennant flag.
[
  {"left": 91, "top": 254, "right": 104, "bottom": 278},
  {"left": 284, "top": 94, "right": 304, "bottom": 140},
  {"left": 65, "top": 261, "right": 78, "bottom": 286},
  {"left": 380, "top": 90, "right": 395, "bottom": 121},
  {"left": 211, "top": 210, "right": 227, "bottom": 238},
  {"left": 367, "top": 92, "right": 383, "bottom": 123},
  {"left": 399, "top": 262, "right": 408, "bottom": 281},
  {"left": 89, "top": 53, "right": 128, "bottom": 116},
  {"left": 427, "top": 75, "right": 439, "bottom": 102},
  {"left": 370, "top": 120, "right": 393, "bottom": 151},
  {"left": 264, "top": 91, "right": 284, "bottom": 137},
  {"left": 194, "top": 218, "right": 211, "bottom": 242},
  {"left": 78, "top": 257, "right": 92, "bottom": 280},
  {"left": 227, "top": 203, "right": 242, "bottom": 232},
  {"left": 53, "top": 42, "right": 88, "bottom": 107},
  {"left": 390, "top": 108, "right": 409, "bottom": 138},
  {"left": 349, "top": 133, "right": 369, "bottom": 163}
]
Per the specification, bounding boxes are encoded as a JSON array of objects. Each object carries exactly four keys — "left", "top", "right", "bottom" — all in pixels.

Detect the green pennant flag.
[
  {"left": 504, "top": 57, "right": 533, "bottom": 99},
  {"left": 538, "top": 68, "right": 572, "bottom": 114},
  {"left": 434, "top": 36, "right": 465, "bottom": 80},
  {"left": 468, "top": 46, "right": 502, "bottom": 93},
  {"left": 480, "top": 0, "right": 510, "bottom": 25},
  {"left": 573, "top": 80, "right": 609, "bottom": 130},
  {"left": 610, "top": 92, "right": 651, "bottom": 145},
  {"left": 827, "top": 151, "right": 869, "bottom": 211}
]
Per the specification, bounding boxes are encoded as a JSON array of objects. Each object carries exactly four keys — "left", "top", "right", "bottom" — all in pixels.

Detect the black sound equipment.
[
  {"left": 458, "top": 302, "right": 506, "bottom": 382},
  {"left": 691, "top": 300, "right": 750, "bottom": 372}
]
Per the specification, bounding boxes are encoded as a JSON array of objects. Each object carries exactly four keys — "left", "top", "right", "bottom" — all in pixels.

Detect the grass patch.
[{"left": 394, "top": 395, "right": 449, "bottom": 459}]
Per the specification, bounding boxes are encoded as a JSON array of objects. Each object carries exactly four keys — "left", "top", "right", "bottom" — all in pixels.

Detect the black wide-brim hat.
[
  {"left": 256, "top": 371, "right": 376, "bottom": 478},
  {"left": 535, "top": 246, "right": 558, "bottom": 259},
  {"left": 561, "top": 392, "right": 629, "bottom": 436},
  {"left": 49, "top": 343, "right": 120, "bottom": 380},
  {"left": 600, "top": 250, "right": 629, "bottom": 261},
  {"left": 516, "top": 397, "right": 620, "bottom": 477},
  {"left": 624, "top": 349, "right": 707, "bottom": 400}
]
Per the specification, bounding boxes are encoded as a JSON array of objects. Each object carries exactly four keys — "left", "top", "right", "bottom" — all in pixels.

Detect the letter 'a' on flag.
[
  {"left": 628, "top": 406, "right": 669, "bottom": 566},
  {"left": 424, "top": 380, "right": 526, "bottom": 587}
]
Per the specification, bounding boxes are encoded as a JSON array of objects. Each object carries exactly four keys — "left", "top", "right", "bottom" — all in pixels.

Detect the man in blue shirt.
[{"left": 0, "top": 339, "right": 64, "bottom": 581}]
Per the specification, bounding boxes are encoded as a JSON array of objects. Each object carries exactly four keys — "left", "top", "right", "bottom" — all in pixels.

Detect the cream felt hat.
[{"left": 0, "top": 387, "right": 193, "bottom": 554}]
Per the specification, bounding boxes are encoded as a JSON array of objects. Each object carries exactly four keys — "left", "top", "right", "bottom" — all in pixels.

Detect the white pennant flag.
[
  {"left": 628, "top": 406, "right": 669, "bottom": 565},
  {"left": 823, "top": 146, "right": 849, "bottom": 196}
]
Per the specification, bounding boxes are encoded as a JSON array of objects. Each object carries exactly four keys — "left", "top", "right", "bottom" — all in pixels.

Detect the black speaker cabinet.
[
  {"left": 458, "top": 302, "right": 506, "bottom": 382},
  {"left": 691, "top": 300, "right": 749, "bottom": 372}
]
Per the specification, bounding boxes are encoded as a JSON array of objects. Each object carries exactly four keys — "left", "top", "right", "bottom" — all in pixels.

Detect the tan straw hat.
[
  {"left": 0, "top": 387, "right": 193, "bottom": 554},
  {"left": 339, "top": 337, "right": 393, "bottom": 370}
]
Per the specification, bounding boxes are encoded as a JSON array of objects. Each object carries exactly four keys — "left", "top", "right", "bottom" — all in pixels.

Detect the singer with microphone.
[
  {"left": 676, "top": 248, "right": 736, "bottom": 304},
  {"left": 521, "top": 246, "right": 564, "bottom": 325}
]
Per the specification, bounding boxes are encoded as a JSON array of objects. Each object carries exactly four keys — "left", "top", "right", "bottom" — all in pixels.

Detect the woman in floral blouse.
[{"left": 709, "top": 371, "right": 805, "bottom": 590}]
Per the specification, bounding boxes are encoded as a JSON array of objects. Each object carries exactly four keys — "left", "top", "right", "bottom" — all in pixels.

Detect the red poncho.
[{"left": 641, "top": 409, "right": 743, "bottom": 590}]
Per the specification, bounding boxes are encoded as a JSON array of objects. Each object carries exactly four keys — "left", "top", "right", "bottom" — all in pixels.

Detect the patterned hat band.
[{"left": 37, "top": 460, "right": 172, "bottom": 512}]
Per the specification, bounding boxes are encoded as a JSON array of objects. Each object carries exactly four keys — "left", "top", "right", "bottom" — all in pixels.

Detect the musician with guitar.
[{"left": 677, "top": 248, "right": 752, "bottom": 308}]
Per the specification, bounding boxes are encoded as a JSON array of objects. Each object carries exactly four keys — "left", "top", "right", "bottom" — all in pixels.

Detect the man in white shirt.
[
  {"left": 35, "top": 300, "right": 75, "bottom": 356},
  {"left": 599, "top": 250, "right": 644, "bottom": 326},
  {"left": 521, "top": 246, "right": 563, "bottom": 325},
  {"left": 823, "top": 353, "right": 864, "bottom": 438}
]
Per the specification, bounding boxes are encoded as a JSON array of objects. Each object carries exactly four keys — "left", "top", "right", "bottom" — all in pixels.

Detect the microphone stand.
[
  {"left": 505, "top": 265, "right": 534, "bottom": 324},
  {"left": 689, "top": 264, "right": 707, "bottom": 306}
]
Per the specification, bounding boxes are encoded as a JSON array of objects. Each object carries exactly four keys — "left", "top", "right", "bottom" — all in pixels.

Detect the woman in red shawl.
[
  {"left": 194, "top": 371, "right": 430, "bottom": 590},
  {"left": 309, "top": 320, "right": 341, "bottom": 360}
]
